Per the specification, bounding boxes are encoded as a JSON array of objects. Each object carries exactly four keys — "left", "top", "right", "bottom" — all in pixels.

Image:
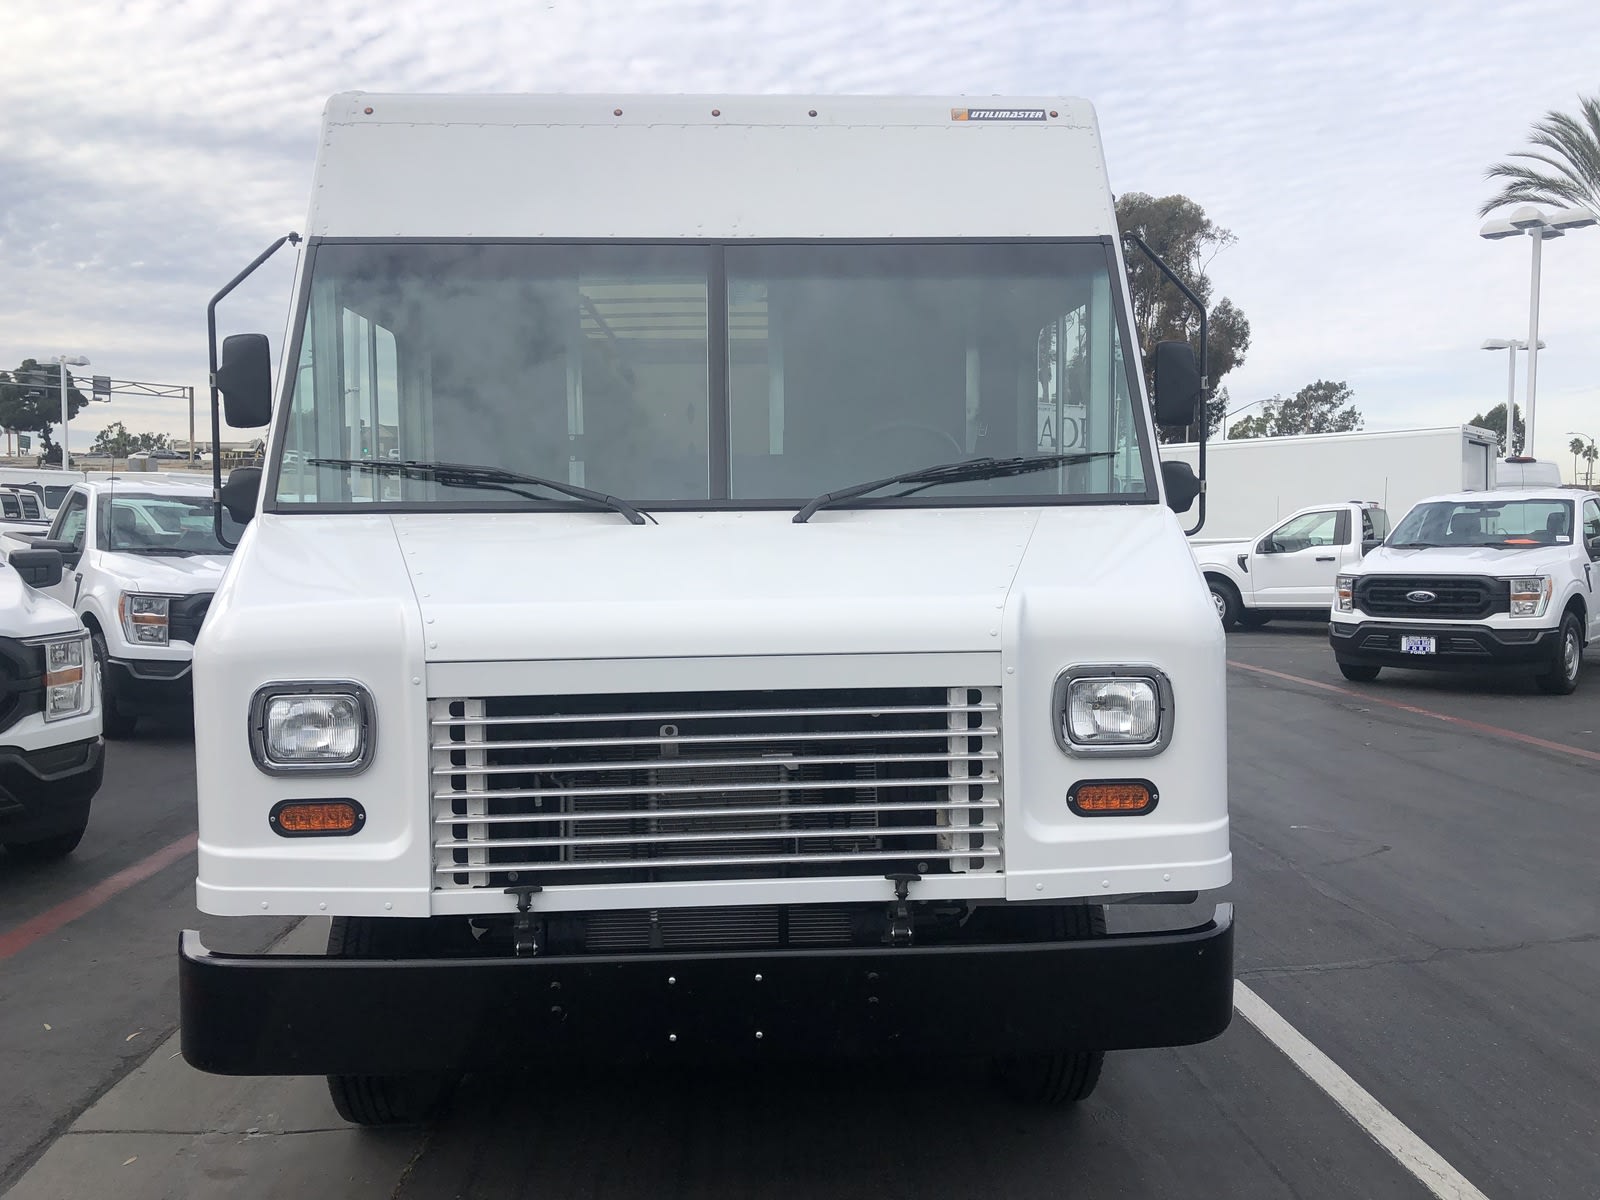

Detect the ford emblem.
[{"left": 1406, "top": 590, "right": 1437, "bottom": 604}]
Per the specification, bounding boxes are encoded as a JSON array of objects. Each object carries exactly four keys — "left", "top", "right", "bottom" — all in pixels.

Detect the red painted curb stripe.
[
  {"left": 1228, "top": 659, "right": 1600, "bottom": 765},
  {"left": 0, "top": 832, "right": 198, "bottom": 962}
]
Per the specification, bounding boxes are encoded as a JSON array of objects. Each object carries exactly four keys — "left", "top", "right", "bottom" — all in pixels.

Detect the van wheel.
[
  {"left": 325, "top": 916, "right": 456, "bottom": 1127},
  {"left": 1535, "top": 612, "right": 1583, "bottom": 695},
  {"left": 990, "top": 905, "right": 1106, "bottom": 1105},
  {"left": 1337, "top": 660, "right": 1381, "bottom": 682},
  {"left": 1207, "top": 579, "right": 1240, "bottom": 629},
  {"left": 4, "top": 824, "right": 87, "bottom": 861},
  {"left": 92, "top": 631, "right": 138, "bottom": 739}
]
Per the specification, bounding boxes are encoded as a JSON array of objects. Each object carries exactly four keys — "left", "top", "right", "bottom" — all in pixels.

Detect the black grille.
[
  {"left": 168, "top": 593, "right": 213, "bottom": 644},
  {"left": 1356, "top": 576, "right": 1507, "bottom": 620},
  {"left": 430, "top": 686, "right": 1002, "bottom": 888},
  {"left": 0, "top": 639, "right": 44, "bottom": 734}
]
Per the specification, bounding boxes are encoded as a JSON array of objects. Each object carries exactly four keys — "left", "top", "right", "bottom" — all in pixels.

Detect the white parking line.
[{"left": 1234, "top": 981, "right": 1492, "bottom": 1200}]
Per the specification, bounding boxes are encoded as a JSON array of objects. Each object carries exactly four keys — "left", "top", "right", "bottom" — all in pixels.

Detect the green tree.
[
  {"left": 1481, "top": 89, "right": 1600, "bottom": 216},
  {"left": 1584, "top": 443, "right": 1598, "bottom": 487},
  {"left": 1570, "top": 436, "right": 1587, "bottom": 481},
  {"left": 1116, "top": 193, "right": 1252, "bottom": 442},
  {"left": 1469, "top": 402, "right": 1525, "bottom": 454},
  {"left": 0, "top": 359, "right": 89, "bottom": 452},
  {"left": 93, "top": 421, "right": 139, "bottom": 458},
  {"left": 1226, "top": 380, "right": 1362, "bottom": 439}
]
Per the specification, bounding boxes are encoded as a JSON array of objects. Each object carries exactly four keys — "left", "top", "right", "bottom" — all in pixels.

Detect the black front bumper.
[
  {"left": 1330, "top": 620, "right": 1558, "bottom": 670},
  {"left": 0, "top": 739, "right": 105, "bottom": 843},
  {"left": 106, "top": 657, "right": 193, "bottom": 714},
  {"left": 179, "top": 905, "right": 1234, "bottom": 1076}
]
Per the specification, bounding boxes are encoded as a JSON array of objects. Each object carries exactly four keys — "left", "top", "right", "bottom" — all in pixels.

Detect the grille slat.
[
  {"left": 1356, "top": 575, "right": 1507, "bottom": 620},
  {"left": 430, "top": 685, "right": 1004, "bottom": 889}
]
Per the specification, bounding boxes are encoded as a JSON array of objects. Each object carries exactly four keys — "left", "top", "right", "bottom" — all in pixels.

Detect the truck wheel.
[
  {"left": 4, "top": 824, "right": 87, "bottom": 862},
  {"left": 1535, "top": 612, "right": 1583, "bottom": 695},
  {"left": 990, "top": 904, "right": 1106, "bottom": 1106},
  {"left": 1239, "top": 611, "right": 1272, "bottom": 628},
  {"left": 92, "top": 631, "right": 138, "bottom": 739},
  {"left": 1207, "top": 579, "right": 1240, "bottom": 629},
  {"left": 1337, "top": 661, "right": 1380, "bottom": 682},
  {"left": 325, "top": 916, "right": 456, "bottom": 1127}
]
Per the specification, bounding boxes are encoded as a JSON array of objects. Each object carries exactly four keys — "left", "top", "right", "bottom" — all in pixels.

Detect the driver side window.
[
  {"left": 50, "top": 491, "right": 88, "bottom": 549},
  {"left": 1267, "top": 509, "right": 1338, "bottom": 552},
  {"left": 1584, "top": 499, "right": 1600, "bottom": 559}
]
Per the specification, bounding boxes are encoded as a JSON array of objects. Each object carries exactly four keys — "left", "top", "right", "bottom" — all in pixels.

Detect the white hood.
[
  {"left": 98, "top": 551, "right": 231, "bottom": 594},
  {"left": 1359, "top": 542, "right": 1571, "bottom": 577},
  {"left": 0, "top": 565, "right": 83, "bottom": 639}
]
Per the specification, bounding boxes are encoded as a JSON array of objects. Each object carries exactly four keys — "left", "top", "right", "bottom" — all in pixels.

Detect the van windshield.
[
  {"left": 274, "top": 241, "right": 1152, "bottom": 509},
  {"left": 1388, "top": 498, "right": 1575, "bottom": 548}
]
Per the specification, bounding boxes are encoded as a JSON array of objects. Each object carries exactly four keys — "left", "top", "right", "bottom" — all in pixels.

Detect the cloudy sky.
[{"left": 4, "top": 0, "right": 1599, "bottom": 471}]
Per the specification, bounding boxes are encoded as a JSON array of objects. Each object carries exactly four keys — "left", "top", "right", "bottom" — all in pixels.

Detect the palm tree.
[
  {"left": 1571, "top": 437, "right": 1587, "bottom": 481},
  {"left": 1480, "top": 90, "right": 1600, "bottom": 217}
]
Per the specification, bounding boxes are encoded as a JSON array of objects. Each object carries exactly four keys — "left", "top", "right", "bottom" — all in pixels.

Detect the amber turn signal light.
[
  {"left": 1068, "top": 780, "right": 1157, "bottom": 816},
  {"left": 269, "top": 799, "right": 365, "bottom": 837}
]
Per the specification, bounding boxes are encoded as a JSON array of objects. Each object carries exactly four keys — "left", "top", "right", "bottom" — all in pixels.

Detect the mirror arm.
[
  {"left": 207, "top": 232, "right": 300, "bottom": 548},
  {"left": 1121, "top": 231, "right": 1209, "bottom": 536}
]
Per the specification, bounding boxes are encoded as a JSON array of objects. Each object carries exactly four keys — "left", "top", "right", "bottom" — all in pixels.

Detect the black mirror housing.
[
  {"left": 9, "top": 547, "right": 64, "bottom": 589},
  {"left": 221, "top": 466, "right": 263, "bottom": 527},
  {"left": 1153, "top": 341, "right": 1203, "bottom": 428},
  {"left": 216, "top": 334, "right": 274, "bottom": 428},
  {"left": 1160, "top": 460, "right": 1200, "bottom": 515}
]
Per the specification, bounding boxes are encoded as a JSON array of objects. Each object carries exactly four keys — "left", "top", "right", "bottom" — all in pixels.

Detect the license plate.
[{"left": 1402, "top": 635, "right": 1436, "bottom": 655}]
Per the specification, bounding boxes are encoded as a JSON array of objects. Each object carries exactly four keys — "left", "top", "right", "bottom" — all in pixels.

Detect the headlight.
[
  {"left": 1336, "top": 574, "right": 1356, "bottom": 613},
  {"left": 1053, "top": 667, "right": 1173, "bottom": 756},
  {"left": 33, "top": 634, "right": 90, "bottom": 722},
  {"left": 120, "top": 593, "right": 170, "bottom": 646},
  {"left": 1508, "top": 576, "right": 1552, "bottom": 618},
  {"left": 248, "top": 683, "right": 375, "bottom": 774}
]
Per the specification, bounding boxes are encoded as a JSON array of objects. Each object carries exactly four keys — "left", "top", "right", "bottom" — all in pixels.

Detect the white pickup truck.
[
  {"left": 1194, "top": 501, "right": 1389, "bottom": 627},
  {"left": 1331, "top": 487, "right": 1600, "bottom": 692}
]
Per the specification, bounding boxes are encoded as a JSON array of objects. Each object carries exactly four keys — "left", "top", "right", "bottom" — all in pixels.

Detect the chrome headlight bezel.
[
  {"left": 1507, "top": 576, "right": 1552, "bottom": 618},
  {"left": 1052, "top": 665, "right": 1174, "bottom": 757},
  {"left": 120, "top": 593, "right": 172, "bottom": 646},
  {"left": 248, "top": 681, "right": 376, "bottom": 775},
  {"left": 26, "top": 631, "right": 93, "bottom": 723},
  {"left": 1336, "top": 574, "right": 1357, "bottom": 613}
]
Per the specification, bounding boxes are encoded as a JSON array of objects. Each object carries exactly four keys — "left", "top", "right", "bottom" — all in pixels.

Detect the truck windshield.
[
  {"left": 274, "top": 241, "right": 1152, "bottom": 509},
  {"left": 1388, "top": 498, "right": 1575, "bottom": 548},
  {"left": 98, "top": 494, "right": 241, "bottom": 555}
]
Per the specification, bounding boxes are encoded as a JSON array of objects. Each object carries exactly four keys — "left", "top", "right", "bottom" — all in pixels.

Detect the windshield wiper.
[
  {"left": 793, "top": 451, "right": 1118, "bottom": 524},
  {"left": 1387, "top": 541, "right": 1437, "bottom": 549},
  {"left": 112, "top": 546, "right": 198, "bottom": 556},
  {"left": 307, "top": 458, "right": 652, "bottom": 525}
]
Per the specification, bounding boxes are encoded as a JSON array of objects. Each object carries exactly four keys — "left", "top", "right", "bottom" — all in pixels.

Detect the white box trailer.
[{"left": 1163, "top": 426, "right": 1499, "bottom": 542}]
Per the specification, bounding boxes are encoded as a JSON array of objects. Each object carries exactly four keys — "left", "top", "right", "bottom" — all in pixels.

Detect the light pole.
[
  {"left": 1567, "top": 431, "right": 1597, "bottom": 487},
  {"left": 1480, "top": 205, "right": 1597, "bottom": 459},
  {"left": 51, "top": 355, "right": 90, "bottom": 471},
  {"left": 1479, "top": 338, "right": 1544, "bottom": 454},
  {"left": 1219, "top": 397, "right": 1269, "bottom": 442}
]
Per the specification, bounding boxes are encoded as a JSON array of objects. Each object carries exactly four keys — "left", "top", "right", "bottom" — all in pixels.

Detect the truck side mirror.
[
  {"left": 25, "top": 538, "right": 80, "bottom": 571},
  {"left": 220, "top": 466, "right": 263, "bottom": 527},
  {"left": 216, "top": 334, "right": 274, "bottom": 428},
  {"left": 1160, "top": 460, "right": 1200, "bottom": 514},
  {"left": 1153, "top": 341, "right": 1202, "bottom": 428},
  {"left": 9, "top": 547, "right": 64, "bottom": 589}
]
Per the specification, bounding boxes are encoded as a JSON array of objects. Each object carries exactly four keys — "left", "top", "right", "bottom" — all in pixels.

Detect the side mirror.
[
  {"left": 1160, "top": 460, "right": 1200, "bottom": 514},
  {"left": 216, "top": 334, "right": 274, "bottom": 428},
  {"left": 220, "top": 467, "right": 263, "bottom": 527},
  {"left": 1257, "top": 538, "right": 1277, "bottom": 555},
  {"left": 1153, "top": 341, "right": 1203, "bottom": 428},
  {"left": 9, "top": 547, "right": 64, "bottom": 589}
]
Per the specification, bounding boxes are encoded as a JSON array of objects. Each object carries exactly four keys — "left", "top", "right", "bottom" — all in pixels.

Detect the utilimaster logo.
[{"left": 951, "top": 107, "right": 1048, "bottom": 122}]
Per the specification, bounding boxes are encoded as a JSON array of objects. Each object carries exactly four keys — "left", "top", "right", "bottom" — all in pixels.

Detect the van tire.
[
  {"left": 989, "top": 905, "right": 1107, "bottom": 1105},
  {"left": 1535, "top": 611, "right": 1583, "bottom": 695},
  {"left": 1207, "top": 578, "right": 1240, "bottom": 629},
  {"left": 325, "top": 916, "right": 456, "bottom": 1127},
  {"left": 92, "top": 631, "right": 138, "bottom": 739}
]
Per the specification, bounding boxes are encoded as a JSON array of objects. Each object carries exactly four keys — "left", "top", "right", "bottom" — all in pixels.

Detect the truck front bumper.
[
  {"left": 179, "top": 905, "right": 1234, "bottom": 1076},
  {"left": 1330, "top": 620, "right": 1558, "bottom": 669},
  {"left": 106, "top": 657, "right": 193, "bottom": 715},
  {"left": 0, "top": 739, "right": 104, "bottom": 844}
]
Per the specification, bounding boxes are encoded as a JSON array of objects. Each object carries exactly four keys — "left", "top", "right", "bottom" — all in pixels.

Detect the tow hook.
[
  {"left": 884, "top": 872, "right": 921, "bottom": 947},
  {"left": 505, "top": 883, "right": 544, "bottom": 957}
]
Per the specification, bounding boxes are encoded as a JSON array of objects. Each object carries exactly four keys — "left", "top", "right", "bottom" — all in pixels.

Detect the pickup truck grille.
[
  {"left": 430, "top": 686, "right": 1003, "bottom": 889},
  {"left": 1355, "top": 576, "right": 1507, "bottom": 620},
  {"left": 168, "top": 593, "right": 213, "bottom": 645}
]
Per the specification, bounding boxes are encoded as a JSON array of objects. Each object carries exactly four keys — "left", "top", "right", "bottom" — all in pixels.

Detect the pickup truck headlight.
[
  {"left": 119, "top": 593, "right": 169, "bottom": 646},
  {"left": 1336, "top": 574, "right": 1356, "bottom": 613},
  {"left": 1053, "top": 667, "right": 1173, "bottom": 756},
  {"left": 32, "top": 633, "right": 90, "bottom": 722},
  {"left": 1508, "top": 576, "right": 1552, "bottom": 618},
  {"left": 249, "top": 683, "right": 375, "bottom": 774}
]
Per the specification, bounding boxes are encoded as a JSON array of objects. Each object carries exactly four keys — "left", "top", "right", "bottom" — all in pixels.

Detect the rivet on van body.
[{"left": 384, "top": 902, "right": 393, "bottom": 910}]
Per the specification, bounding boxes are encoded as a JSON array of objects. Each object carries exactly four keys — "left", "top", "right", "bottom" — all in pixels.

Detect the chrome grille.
[{"left": 430, "top": 686, "right": 1003, "bottom": 889}]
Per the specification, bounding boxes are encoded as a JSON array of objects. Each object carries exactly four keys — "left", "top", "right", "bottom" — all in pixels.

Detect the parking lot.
[{"left": 1, "top": 621, "right": 1595, "bottom": 1199}]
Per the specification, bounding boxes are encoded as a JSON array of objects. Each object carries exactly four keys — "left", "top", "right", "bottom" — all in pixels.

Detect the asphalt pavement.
[{"left": 2, "top": 625, "right": 1596, "bottom": 1198}]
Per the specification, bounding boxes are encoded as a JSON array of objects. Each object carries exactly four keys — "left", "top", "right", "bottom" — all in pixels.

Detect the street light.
[
  {"left": 1479, "top": 205, "right": 1598, "bottom": 458},
  {"left": 51, "top": 354, "right": 90, "bottom": 471},
  {"left": 1479, "top": 337, "right": 1545, "bottom": 453},
  {"left": 1219, "top": 397, "right": 1269, "bottom": 442},
  {"left": 1566, "top": 430, "right": 1597, "bottom": 487}
]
